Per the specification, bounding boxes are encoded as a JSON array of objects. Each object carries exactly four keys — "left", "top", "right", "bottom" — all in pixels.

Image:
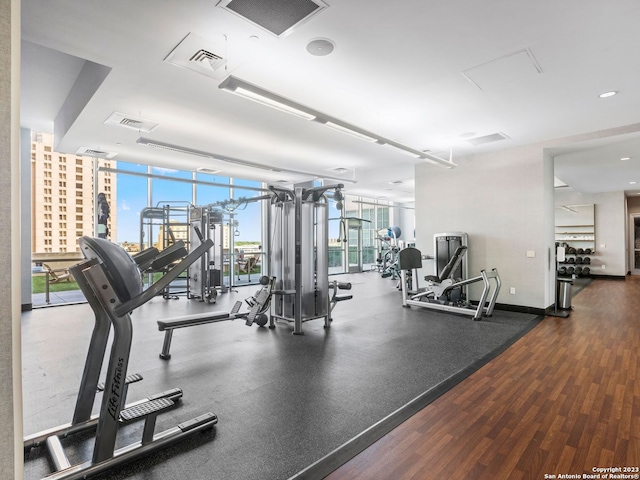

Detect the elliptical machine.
[{"left": 24, "top": 236, "right": 218, "bottom": 480}]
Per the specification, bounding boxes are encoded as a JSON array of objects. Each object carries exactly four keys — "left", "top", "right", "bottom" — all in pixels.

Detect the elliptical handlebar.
[{"left": 114, "top": 238, "right": 214, "bottom": 316}]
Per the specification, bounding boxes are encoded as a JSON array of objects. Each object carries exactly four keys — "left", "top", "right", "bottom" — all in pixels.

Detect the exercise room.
[{"left": 3, "top": 1, "right": 640, "bottom": 479}]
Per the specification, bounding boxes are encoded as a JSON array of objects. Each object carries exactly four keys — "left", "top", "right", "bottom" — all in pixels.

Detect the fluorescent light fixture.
[
  {"left": 621, "top": 157, "right": 631, "bottom": 161},
  {"left": 630, "top": 181, "right": 637, "bottom": 185},
  {"left": 599, "top": 91, "right": 617, "bottom": 98},
  {"left": 219, "top": 76, "right": 316, "bottom": 120},
  {"left": 136, "top": 138, "right": 213, "bottom": 158},
  {"left": 353, "top": 199, "right": 415, "bottom": 210},
  {"left": 136, "top": 137, "right": 356, "bottom": 184},
  {"left": 381, "top": 142, "right": 421, "bottom": 158},
  {"left": 196, "top": 167, "right": 221, "bottom": 174},
  {"left": 559, "top": 205, "right": 579, "bottom": 214},
  {"left": 325, "top": 121, "right": 378, "bottom": 142},
  {"left": 218, "top": 75, "right": 458, "bottom": 169},
  {"left": 234, "top": 87, "right": 317, "bottom": 120}
]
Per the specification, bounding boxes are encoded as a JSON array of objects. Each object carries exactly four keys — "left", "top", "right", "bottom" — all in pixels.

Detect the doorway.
[
  {"left": 347, "top": 218, "right": 363, "bottom": 273},
  {"left": 630, "top": 214, "right": 640, "bottom": 275}
]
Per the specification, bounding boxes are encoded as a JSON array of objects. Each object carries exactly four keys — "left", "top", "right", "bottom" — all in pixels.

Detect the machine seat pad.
[
  {"left": 158, "top": 311, "right": 230, "bottom": 330},
  {"left": 398, "top": 247, "right": 423, "bottom": 270},
  {"left": 424, "top": 275, "right": 440, "bottom": 282}
]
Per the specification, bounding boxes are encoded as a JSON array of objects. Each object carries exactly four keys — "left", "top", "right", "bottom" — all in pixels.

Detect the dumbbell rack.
[{"left": 557, "top": 245, "right": 594, "bottom": 278}]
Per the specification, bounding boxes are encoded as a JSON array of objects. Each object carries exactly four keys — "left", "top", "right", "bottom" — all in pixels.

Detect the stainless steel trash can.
[{"left": 557, "top": 278, "right": 573, "bottom": 310}]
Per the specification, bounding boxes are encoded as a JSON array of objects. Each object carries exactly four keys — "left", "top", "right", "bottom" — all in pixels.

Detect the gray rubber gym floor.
[{"left": 22, "top": 273, "right": 541, "bottom": 480}]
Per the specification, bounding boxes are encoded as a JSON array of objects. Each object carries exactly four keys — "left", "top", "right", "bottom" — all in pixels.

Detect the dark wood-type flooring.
[{"left": 325, "top": 277, "right": 640, "bottom": 479}]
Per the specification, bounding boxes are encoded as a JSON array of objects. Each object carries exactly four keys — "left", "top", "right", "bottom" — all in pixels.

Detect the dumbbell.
[
  {"left": 582, "top": 267, "right": 590, "bottom": 276},
  {"left": 575, "top": 266, "right": 582, "bottom": 275},
  {"left": 567, "top": 266, "right": 575, "bottom": 275},
  {"left": 583, "top": 257, "right": 590, "bottom": 264},
  {"left": 584, "top": 248, "right": 592, "bottom": 254},
  {"left": 575, "top": 256, "right": 583, "bottom": 264},
  {"left": 558, "top": 266, "right": 567, "bottom": 275}
]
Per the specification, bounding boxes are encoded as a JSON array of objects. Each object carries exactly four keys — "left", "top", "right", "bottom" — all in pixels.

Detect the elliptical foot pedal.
[
  {"left": 178, "top": 412, "right": 218, "bottom": 432},
  {"left": 97, "top": 372, "right": 143, "bottom": 392},
  {"left": 231, "top": 301, "right": 242, "bottom": 315},
  {"left": 120, "top": 397, "right": 174, "bottom": 423}
]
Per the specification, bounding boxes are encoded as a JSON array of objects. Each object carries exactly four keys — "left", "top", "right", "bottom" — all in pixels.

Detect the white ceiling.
[{"left": 20, "top": 0, "right": 640, "bottom": 203}]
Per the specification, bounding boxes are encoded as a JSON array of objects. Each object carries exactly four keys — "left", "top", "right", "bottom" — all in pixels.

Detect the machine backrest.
[
  {"left": 438, "top": 245, "right": 467, "bottom": 281},
  {"left": 79, "top": 236, "right": 143, "bottom": 303},
  {"left": 398, "top": 247, "right": 423, "bottom": 270}
]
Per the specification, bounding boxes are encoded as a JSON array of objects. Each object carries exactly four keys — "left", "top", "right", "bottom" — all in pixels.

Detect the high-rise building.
[{"left": 31, "top": 131, "right": 117, "bottom": 255}]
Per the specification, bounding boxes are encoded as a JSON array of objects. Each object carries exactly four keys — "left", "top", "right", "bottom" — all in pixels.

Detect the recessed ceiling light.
[
  {"left": 621, "top": 157, "right": 631, "bottom": 161},
  {"left": 599, "top": 91, "right": 617, "bottom": 98},
  {"left": 630, "top": 181, "right": 637, "bottom": 185}
]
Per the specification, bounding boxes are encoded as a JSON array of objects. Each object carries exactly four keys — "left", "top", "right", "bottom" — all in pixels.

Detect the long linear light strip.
[
  {"left": 324, "top": 121, "right": 378, "bottom": 142},
  {"left": 234, "top": 87, "right": 317, "bottom": 120},
  {"left": 218, "top": 75, "right": 457, "bottom": 169},
  {"left": 98, "top": 166, "right": 271, "bottom": 192},
  {"left": 135, "top": 137, "right": 357, "bottom": 184},
  {"left": 353, "top": 199, "right": 415, "bottom": 210}
]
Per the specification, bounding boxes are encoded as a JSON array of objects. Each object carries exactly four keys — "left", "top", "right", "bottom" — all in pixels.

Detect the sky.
[{"left": 114, "top": 163, "right": 263, "bottom": 244}]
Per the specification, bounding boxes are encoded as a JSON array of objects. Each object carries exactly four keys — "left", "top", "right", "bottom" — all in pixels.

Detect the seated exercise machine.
[
  {"left": 328, "top": 280, "right": 354, "bottom": 322},
  {"left": 398, "top": 246, "right": 501, "bottom": 320},
  {"left": 24, "top": 236, "right": 217, "bottom": 480},
  {"left": 156, "top": 275, "right": 276, "bottom": 360}
]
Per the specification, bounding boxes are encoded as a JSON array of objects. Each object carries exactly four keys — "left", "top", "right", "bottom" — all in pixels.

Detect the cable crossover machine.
[{"left": 268, "top": 183, "right": 352, "bottom": 335}]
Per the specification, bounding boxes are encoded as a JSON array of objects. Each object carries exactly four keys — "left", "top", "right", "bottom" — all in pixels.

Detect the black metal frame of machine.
[{"left": 24, "top": 237, "right": 217, "bottom": 479}]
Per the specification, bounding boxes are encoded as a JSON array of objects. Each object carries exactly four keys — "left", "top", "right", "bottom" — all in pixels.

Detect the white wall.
[
  {"left": 415, "top": 143, "right": 554, "bottom": 310},
  {"left": 555, "top": 189, "right": 626, "bottom": 276}
]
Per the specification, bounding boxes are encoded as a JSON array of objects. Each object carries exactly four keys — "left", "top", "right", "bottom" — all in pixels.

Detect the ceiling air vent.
[
  {"left": 104, "top": 112, "right": 159, "bottom": 133},
  {"left": 164, "top": 33, "right": 230, "bottom": 80},
  {"left": 467, "top": 132, "right": 510, "bottom": 146},
  {"left": 190, "top": 49, "right": 226, "bottom": 71},
  {"left": 76, "top": 147, "right": 117, "bottom": 159},
  {"left": 196, "top": 167, "right": 222, "bottom": 175},
  {"left": 216, "top": 0, "right": 328, "bottom": 37}
]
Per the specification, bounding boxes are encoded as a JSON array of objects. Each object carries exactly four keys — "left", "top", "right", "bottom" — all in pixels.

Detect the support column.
[{"left": 0, "top": 0, "right": 23, "bottom": 477}]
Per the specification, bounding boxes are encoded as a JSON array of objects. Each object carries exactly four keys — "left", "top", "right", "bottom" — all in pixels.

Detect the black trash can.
[{"left": 557, "top": 278, "right": 573, "bottom": 310}]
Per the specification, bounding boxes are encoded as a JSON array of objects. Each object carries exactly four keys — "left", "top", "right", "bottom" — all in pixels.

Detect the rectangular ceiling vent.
[
  {"left": 190, "top": 49, "right": 226, "bottom": 71},
  {"left": 165, "top": 33, "right": 230, "bottom": 80},
  {"left": 104, "top": 112, "right": 159, "bottom": 133},
  {"left": 467, "top": 132, "right": 510, "bottom": 146},
  {"left": 216, "top": 0, "right": 328, "bottom": 36},
  {"left": 76, "top": 147, "right": 117, "bottom": 159}
]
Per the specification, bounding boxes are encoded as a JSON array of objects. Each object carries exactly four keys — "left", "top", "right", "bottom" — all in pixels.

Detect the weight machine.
[
  {"left": 375, "top": 226, "right": 402, "bottom": 279},
  {"left": 139, "top": 204, "right": 192, "bottom": 299},
  {"left": 398, "top": 245, "right": 501, "bottom": 320},
  {"left": 268, "top": 183, "right": 351, "bottom": 334},
  {"left": 188, "top": 206, "right": 225, "bottom": 303}
]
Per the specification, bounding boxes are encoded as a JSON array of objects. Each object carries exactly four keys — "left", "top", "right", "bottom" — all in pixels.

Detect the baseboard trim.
[{"left": 493, "top": 303, "right": 546, "bottom": 316}]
